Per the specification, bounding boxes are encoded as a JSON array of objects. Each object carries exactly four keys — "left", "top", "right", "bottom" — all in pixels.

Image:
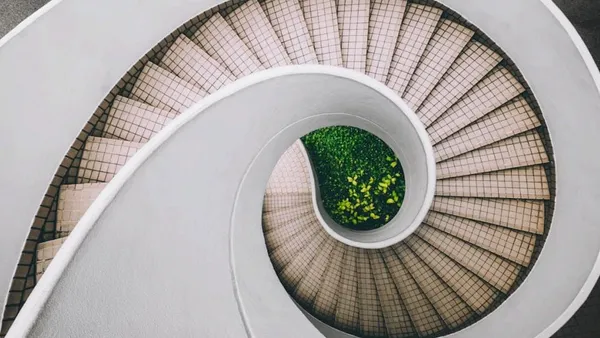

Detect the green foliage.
[{"left": 301, "top": 126, "right": 406, "bottom": 230}]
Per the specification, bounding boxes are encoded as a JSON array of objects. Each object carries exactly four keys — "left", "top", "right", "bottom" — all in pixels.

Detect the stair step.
[
  {"left": 192, "top": 13, "right": 264, "bottom": 78},
  {"left": 300, "top": 0, "right": 342, "bottom": 66},
  {"left": 356, "top": 249, "right": 386, "bottom": 336},
  {"left": 436, "top": 165, "right": 550, "bottom": 199},
  {"left": 368, "top": 250, "right": 415, "bottom": 337},
  {"left": 427, "top": 67, "right": 526, "bottom": 144},
  {"left": 386, "top": 4, "right": 442, "bottom": 95},
  {"left": 416, "top": 224, "right": 520, "bottom": 293},
  {"left": 78, "top": 137, "right": 143, "bottom": 183},
  {"left": 264, "top": 212, "right": 317, "bottom": 251},
  {"left": 334, "top": 246, "right": 360, "bottom": 333},
  {"left": 337, "top": 0, "right": 369, "bottom": 72},
  {"left": 226, "top": 0, "right": 291, "bottom": 68},
  {"left": 381, "top": 247, "right": 445, "bottom": 336},
  {"left": 403, "top": 20, "right": 474, "bottom": 110},
  {"left": 262, "top": 193, "right": 311, "bottom": 213},
  {"left": 262, "top": 0, "right": 318, "bottom": 64},
  {"left": 396, "top": 244, "right": 473, "bottom": 329},
  {"left": 365, "top": 0, "right": 408, "bottom": 82},
  {"left": 56, "top": 183, "right": 106, "bottom": 237},
  {"left": 268, "top": 215, "right": 321, "bottom": 271},
  {"left": 262, "top": 202, "right": 312, "bottom": 229},
  {"left": 418, "top": 41, "right": 502, "bottom": 127},
  {"left": 434, "top": 97, "right": 541, "bottom": 162},
  {"left": 104, "top": 96, "right": 176, "bottom": 143},
  {"left": 431, "top": 196, "right": 545, "bottom": 234},
  {"left": 36, "top": 237, "right": 67, "bottom": 281},
  {"left": 436, "top": 130, "right": 549, "bottom": 179},
  {"left": 160, "top": 35, "right": 235, "bottom": 94},
  {"left": 280, "top": 230, "right": 329, "bottom": 289},
  {"left": 424, "top": 211, "right": 536, "bottom": 265},
  {"left": 130, "top": 62, "right": 206, "bottom": 113},
  {"left": 294, "top": 237, "right": 336, "bottom": 307},
  {"left": 406, "top": 235, "right": 499, "bottom": 313},
  {"left": 312, "top": 241, "right": 345, "bottom": 321}
]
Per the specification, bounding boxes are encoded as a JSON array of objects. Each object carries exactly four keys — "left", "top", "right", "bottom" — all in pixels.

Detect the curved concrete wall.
[{"left": 0, "top": 0, "right": 599, "bottom": 337}]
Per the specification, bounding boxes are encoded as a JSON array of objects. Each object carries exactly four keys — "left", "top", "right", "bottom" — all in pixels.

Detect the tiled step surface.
[
  {"left": 78, "top": 137, "right": 143, "bottom": 183},
  {"left": 337, "top": 0, "right": 370, "bottom": 72},
  {"left": 424, "top": 211, "right": 536, "bottom": 265},
  {"left": 294, "top": 237, "right": 336, "bottom": 307},
  {"left": 56, "top": 183, "right": 106, "bottom": 237},
  {"left": 433, "top": 97, "right": 541, "bottom": 162},
  {"left": 280, "top": 231, "right": 328, "bottom": 289},
  {"left": 436, "top": 130, "right": 549, "bottom": 179},
  {"left": 397, "top": 244, "right": 473, "bottom": 329},
  {"left": 417, "top": 41, "right": 502, "bottom": 127},
  {"left": 36, "top": 237, "right": 67, "bottom": 281},
  {"left": 382, "top": 247, "right": 445, "bottom": 336},
  {"left": 406, "top": 235, "right": 499, "bottom": 313},
  {"left": 431, "top": 196, "right": 545, "bottom": 234},
  {"left": 262, "top": 0, "right": 318, "bottom": 64},
  {"left": 262, "top": 193, "right": 311, "bottom": 212},
  {"left": 265, "top": 141, "right": 311, "bottom": 195},
  {"left": 334, "top": 246, "right": 360, "bottom": 333},
  {"left": 160, "top": 35, "right": 235, "bottom": 94},
  {"left": 386, "top": 4, "right": 442, "bottom": 95},
  {"left": 226, "top": 0, "right": 291, "bottom": 68},
  {"left": 427, "top": 67, "right": 526, "bottom": 144},
  {"left": 104, "top": 96, "right": 176, "bottom": 143},
  {"left": 264, "top": 212, "right": 315, "bottom": 250},
  {"left": 356, "top": 249, "right": 387, "bottom": 336},
  {"left": 312, "top": 241, "right": 345, "bottom": 321},
  {"left": 365, "top": 0, "right": 407, "bottom": 82},
  {"left": 268, "top": 215, "right": 321, "bottom": 271},
  {"left": 436, "top": 165, "right": 550, "bottom": 199},
  {"left": 368, "top": 250, "right": 415, "bottom": 337},
  {"left": 192, "top": 13, "right": 264, "bottom": 77},
  {"left": 130, "top": 62, "right": 206, "bottom": 113},
  {"left": 300, "top": 0, "right": 342, "bottom": 66},
  {"left": 403, "top": 20, "right": 474, "bottom": 110},
  {"left": 416, "top": 224, "right": 520, "bottom": 293}
]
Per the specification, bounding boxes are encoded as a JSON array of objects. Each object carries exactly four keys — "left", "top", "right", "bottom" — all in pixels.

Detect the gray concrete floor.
[{"left": 0, "top": 0, "right": 50, "bottom": 38}]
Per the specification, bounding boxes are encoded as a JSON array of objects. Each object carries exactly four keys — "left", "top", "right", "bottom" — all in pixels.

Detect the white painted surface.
[{"left": 0, "top": 0, "right": 598, "bottom": 337}]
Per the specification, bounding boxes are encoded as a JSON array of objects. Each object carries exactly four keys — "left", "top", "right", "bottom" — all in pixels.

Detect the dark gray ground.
[{"left": 0, "top": 0, "right": 599, "bottom": 336}]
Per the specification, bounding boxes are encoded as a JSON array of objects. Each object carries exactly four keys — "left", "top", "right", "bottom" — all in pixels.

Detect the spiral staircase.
[{"left": 0, "top": 0, "right": 599, "bottom": 337}]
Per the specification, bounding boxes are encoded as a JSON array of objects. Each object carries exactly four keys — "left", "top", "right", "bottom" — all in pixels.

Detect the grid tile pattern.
[
  {"left": 294, "top": 237, "right": 336, "bottom": 307},
  {"left": 56, "top": 183, "right": 105, "bottom": 237},
  {"left": 397, "top": 244, "right": 473, "bottom": 328},
  {"left": 337, "top": 0, "right": 370, "bottom": 72},
  {"left": 264, "top": 211, "right": 314, "bottom": 250},
  {"left": 300, "top": 0, "right": 343, "bottom": 66},
  {"left": 424, "top": 211, "right": 536, "bottom": 265},
  {"left": 417, "top": 225, "right": 520, "bottom": 293},
  {"left": 262, "top": 0, "right": 318, "bottom": 64},
  {"left": 192, "top": 13, "right": 264, "bottom": 77},
  {"left": 403, "top": 20, "right": 474, "bottom": 110},
  {"left": 313, "top": 241, "right": 345, "bottom": 321},
  {"left": 365, "top": 0, "right": 407, "bottom": 82},
  {"left": 226, "top": 0, "right": 291, "bottom": 68},
  {"left": 406, "top": 235, "right": 499, "bottom": 313},
  {"left": 382, "top": 247, "right": 446, "bottom": 336},
  {"left": 367, "top": 250, "right": 415, "bottom": 337},
  {"left": 103, "top": 96, "right": 176, "bottom": 143},
  {"left": 280, "top": 231, "right": 328, "bottom": 289},
  {"left": 431, "top": 196, "right": 545, "bottom": 234},
  {"left": 130, "top": 62, "right": 206, "bottom": 113},
  {"left": 386, "top": 4, "right": 442, "bottom": 95},
  {"left": 77, "top": 137, "right": 143, "bottom": 183},
  {"left": 434, "top": 97, "right": 541, "bottom": 162},
  {"left": 334, "top": 246, "right": 360, "bottom": 332},
  {"left": 268, "top": 214, "right": 321, "bottom": 271},
  {"left": 417, "top": 41, "right": 502, "bottom": 127},
  {"left": 265, "top": 141, "right": 312, "bottom": 195},
  {"left": 436, "top": 130, "right": 549, "bottom": 179},
  {"left": 160, "top": 35, "right": 235, "bottom": 93},
  {"left": 356, "top": 250, "right": 387, "bottom": 336},
  {"left": 427, "top": 67, "right": 526, "bottom": 144},
  {"left": 35, "top": 237, "right": 67, "bottom": 282},
  {"left": 263, "top": 193, "right": 311, "bottom": 212},
  {"left": 436, "top": 165, "right": 551, "bottom": 199}
]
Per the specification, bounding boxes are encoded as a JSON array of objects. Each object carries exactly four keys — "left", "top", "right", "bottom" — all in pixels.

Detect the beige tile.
[
  {"left": 337, "top": 0, "right": 369, "bottom": 72},
  {"left": 36, "top": 238, "right": 67, "bottom": 281},
  {"left": 313, "top": 241, "right": 345, "bottom": 322},
  {"left": 268, "top": 213, "right": 321, "bottom": 271},
  {"left": 334, "top": 246, "right": 360, "bottom": 332},
  {"left": 356, "top": 249, "right": 386, "bottom": 336},
  {"left": 56, "top": 183, "right": 106, "bottom": 237},
  {"left": 78, "top": 137, "right": 143, "bottom": 183},
  {"left": 294, "top": 237, "right": 336, "bottom": 307},
  {"left": 300, "top": 0, "right": 342, "bottom": 66},
  {"left": 280, "top": 231, "right": 328, "bottom": 289}
]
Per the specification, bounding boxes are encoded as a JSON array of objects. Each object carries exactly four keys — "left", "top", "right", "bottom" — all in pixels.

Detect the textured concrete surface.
[{"left": 0, "top": 0, "right": 50, "bottom": 38}]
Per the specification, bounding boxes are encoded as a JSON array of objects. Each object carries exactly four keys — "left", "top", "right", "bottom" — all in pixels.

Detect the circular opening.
[{"left": 301, "top": 126, "right": 406, "bottom": 231}]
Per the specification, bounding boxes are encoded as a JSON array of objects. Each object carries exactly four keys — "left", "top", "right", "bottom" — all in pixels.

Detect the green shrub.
[{"left": 301, "top": 126, "right": 405, "bottom": 230}]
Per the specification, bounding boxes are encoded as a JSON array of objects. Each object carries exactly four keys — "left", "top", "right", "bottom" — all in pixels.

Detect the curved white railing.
[{"left": 0, "top": 0, "right": 599, "bottom": 337}]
